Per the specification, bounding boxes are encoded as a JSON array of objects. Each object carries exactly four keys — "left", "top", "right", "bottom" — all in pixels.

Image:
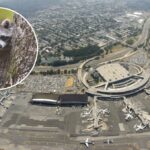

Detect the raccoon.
[
  {"left": 0, "top": 19, "right": 13, "bottom": 51},
  {"left": 0, "top": 19, "right": 14, "bottom": 87}
]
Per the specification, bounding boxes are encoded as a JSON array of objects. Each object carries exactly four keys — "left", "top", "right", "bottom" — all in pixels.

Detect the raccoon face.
[
  {"left": 0, "top": 19, "right": 12, "bottom": 50},
  {"left": 0, "top": 34, "right": 10, "bottom": 49}
]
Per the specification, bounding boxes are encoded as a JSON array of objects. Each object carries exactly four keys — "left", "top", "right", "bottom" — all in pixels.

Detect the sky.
[
  {"left": 0, "top": 0, "right": 149, "bottom": 17},
  {"left": 0, "top": 0, "right": 62, "bottom": 17}
]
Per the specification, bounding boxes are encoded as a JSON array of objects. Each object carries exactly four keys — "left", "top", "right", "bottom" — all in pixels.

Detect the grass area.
[
  {"left": 0, "top": 8, "right": 14, "bottom": 22},
  {"left": 65, "top": 76, "right": 74, "bottom": 88}
]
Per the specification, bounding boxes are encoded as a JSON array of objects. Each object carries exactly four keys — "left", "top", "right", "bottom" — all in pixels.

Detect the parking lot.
[{"left": 17, "top": 75, "right": 68, "bottom": 93}]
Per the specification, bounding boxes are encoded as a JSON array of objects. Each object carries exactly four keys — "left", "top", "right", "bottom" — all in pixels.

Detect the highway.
[
  {"left": 134, "top": 17, "right": 150, "bottom": 47},
  {"left": 78, "top": 50, "right": 138, "bottom": 90}
]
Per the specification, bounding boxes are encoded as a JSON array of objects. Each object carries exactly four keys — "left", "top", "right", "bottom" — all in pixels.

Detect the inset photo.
[{"left": 0, "top": 7, "right": 38, "bottom": 89}]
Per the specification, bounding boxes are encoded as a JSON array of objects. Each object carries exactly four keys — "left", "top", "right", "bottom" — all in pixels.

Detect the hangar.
[{"left": 30, "top": 93, "right": 88, "bottom": 106}]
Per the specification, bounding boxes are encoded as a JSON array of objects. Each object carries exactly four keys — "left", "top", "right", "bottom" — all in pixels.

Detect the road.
[
  {"left": 134, "top": 17, "right": 150, "bottom": 47},
  {"left": 78, "top": 49, "right": 137, "bottom": 90}
]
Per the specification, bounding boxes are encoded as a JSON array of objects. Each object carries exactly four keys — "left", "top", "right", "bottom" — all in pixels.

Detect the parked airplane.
[
  {"left": 83, "top": 107, "right": 91, "bottom": 112},
  {"left": 80, "top": 138, "right": 94, "bottom": 148},
  {"left": 81, "top": 110, "right": 92, "bottom": 118},
  {"left": 134, "top": 123, "right": 146, "bottom": 131},
  {"left": 103, "top": 139, "right": 113, "bottom": 144},
  {"left": 0, "top": 92, "right": 10, "bottom": 109},
  {"left": 125, "top": 113, "right": 134, "bottom": 121},
  {"left": 87, "top": 117, "right": 94, "bottom": 121},
  {"left": 99, "top": 108, "right": 110, "bottom": 115}
]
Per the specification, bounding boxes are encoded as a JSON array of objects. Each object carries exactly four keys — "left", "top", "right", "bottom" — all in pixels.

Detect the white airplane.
[
  {"left": 87, "top": 117, "right": 94, "bottom": 121},
  {"left": 103, "top": 139, "right": 113, "bottom": 144},
  {"left": 0, "top": 91, "right": 10, "bottom": 98},
  {"left": 125, "top": 113, "right": 134, "bottom": 121},
  {"left": 80, "top": 138, "right": 94, "bottom": 148},
  {"left": 0, "top": 92, "right": 10, "bottom": 109},
  {"left": 99, "top": 108, "right": 110, "bottom": 115},
  {"left": 83, "top": 110, "right": 92, "bottom": 115},
  {"left": 134, "top": 123, "right": 146, "bottom": 131},
  {"left": 84, "top": 107, "right": 90, "bottom": 112},
  {"left": 91, "top": 130, "right": 99, "bottom": 136},
  {"left": 0, "top": 98, "right": 8, "bottom": 109},
  {"left": 81, "top": 111, "right": 92, "bottom": 118}
]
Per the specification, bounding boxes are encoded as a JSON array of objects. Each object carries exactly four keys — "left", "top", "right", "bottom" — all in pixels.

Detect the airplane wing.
[
  {"left": 136, "top": 127, "right": 140, "bottom": 131},
  {"left": 85, "top": 142, "right": 89, "bottom": 148}
]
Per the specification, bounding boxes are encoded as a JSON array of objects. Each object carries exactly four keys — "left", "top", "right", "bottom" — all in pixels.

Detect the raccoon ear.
[{"left": 1, "top": 19, "right": 11, "bottom": 29}]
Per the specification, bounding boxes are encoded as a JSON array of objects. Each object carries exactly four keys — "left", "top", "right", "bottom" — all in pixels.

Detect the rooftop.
[{"left": 96, "top": 63, "right": 129, "bottom": 82}]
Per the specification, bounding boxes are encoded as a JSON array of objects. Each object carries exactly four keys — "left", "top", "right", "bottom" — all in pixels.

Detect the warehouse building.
[{"left": 30, "top": 93, "right": 88, "bottom": 106}]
